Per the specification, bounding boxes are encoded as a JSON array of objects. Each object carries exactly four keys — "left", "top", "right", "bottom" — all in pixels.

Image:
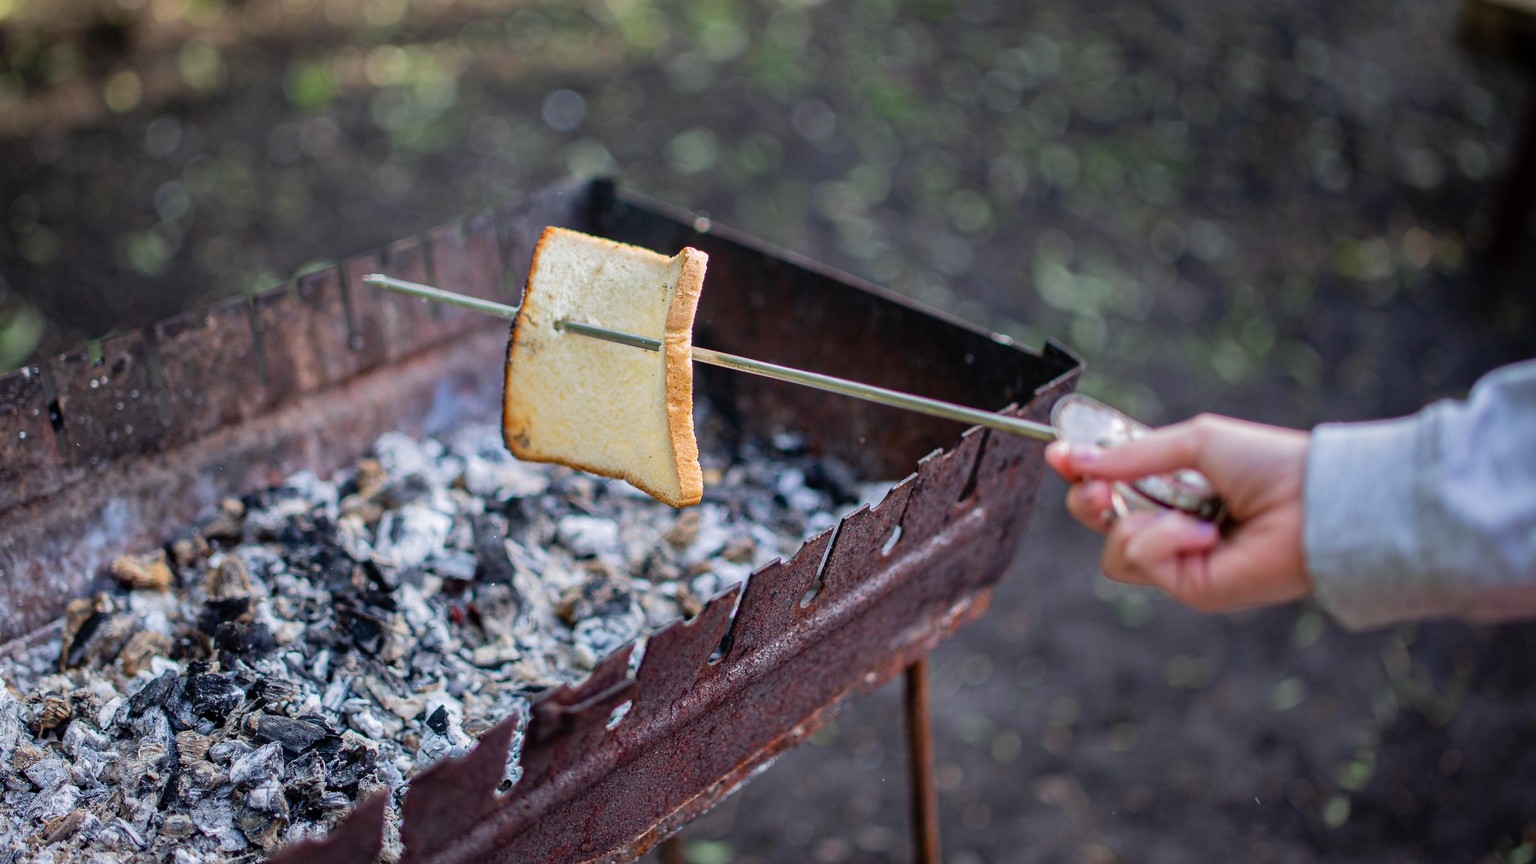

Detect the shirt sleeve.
[{"left": 1304, "top": 359, "right": 1536, "bottom": 630}]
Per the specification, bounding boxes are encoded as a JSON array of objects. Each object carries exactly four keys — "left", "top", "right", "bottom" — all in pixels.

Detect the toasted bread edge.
[{"left": 663, "top": 247, "right": 708, "bottom": 507}]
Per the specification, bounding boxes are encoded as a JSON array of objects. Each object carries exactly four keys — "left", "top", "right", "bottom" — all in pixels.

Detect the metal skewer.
[{"left": 363, "top": 274, "right": 1057, "bottom": 442}]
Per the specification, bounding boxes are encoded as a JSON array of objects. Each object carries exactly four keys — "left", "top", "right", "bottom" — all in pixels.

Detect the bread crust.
[
  {"left": 500, "top": 226, "right": 554, "bottom": 460},
  {"left": 663, "top": 247, "right": 707, "bottom": 506},
  {"left": 502, "top": 226, "right": 707, "bottom": 507}
]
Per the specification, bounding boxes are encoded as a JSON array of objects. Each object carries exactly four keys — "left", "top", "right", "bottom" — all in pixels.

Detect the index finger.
[
  {"left": 1044, "top": 441, "right": 1085, "bottom": 482},
  {"left": 1055, "top": 418, "right": 1208, "bottom": 483}
]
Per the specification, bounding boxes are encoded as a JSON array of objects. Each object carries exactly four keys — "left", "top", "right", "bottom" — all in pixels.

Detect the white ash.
[{"left": 0, "top": 418, "right": 885, "bottom": 863}]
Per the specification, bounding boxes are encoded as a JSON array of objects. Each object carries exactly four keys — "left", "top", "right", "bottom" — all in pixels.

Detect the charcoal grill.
[{"left": 0, "top": 178, "right": 1080, "bottom": 863}]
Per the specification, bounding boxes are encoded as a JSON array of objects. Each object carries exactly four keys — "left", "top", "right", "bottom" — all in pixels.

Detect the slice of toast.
[{"left": 502, "top": 226, "right": 707, "bottom": 507}]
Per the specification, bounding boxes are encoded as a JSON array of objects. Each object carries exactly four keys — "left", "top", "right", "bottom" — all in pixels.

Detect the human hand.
[{"left": 1043, "top": 414, "right": 1313, "bottom": 612}]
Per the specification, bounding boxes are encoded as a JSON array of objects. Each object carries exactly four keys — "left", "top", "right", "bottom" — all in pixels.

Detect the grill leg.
[
  {"left": 904, "top": 658, "right": 942, "bottom": 864},
  {"left": 661, "top": 835, "right": 685, "bottom": 864}
]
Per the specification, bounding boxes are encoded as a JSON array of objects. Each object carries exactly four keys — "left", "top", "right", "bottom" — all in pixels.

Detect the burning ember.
[{"left": 0, "top": 407, "right": 884, "bottom": 863}]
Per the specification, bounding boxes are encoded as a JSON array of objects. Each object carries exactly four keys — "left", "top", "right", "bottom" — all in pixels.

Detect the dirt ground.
[{"left": 4, "top": 0, "right": 1536, "bottom": 861}]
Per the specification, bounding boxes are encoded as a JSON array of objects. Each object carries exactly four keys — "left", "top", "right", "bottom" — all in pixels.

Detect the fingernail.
[
  {"left": 1152, "top": 510, "right": 1219, "bottom": 541},
  {"left": 1167, "top": 513, "right": 1218, "bottom": 541},
  {"left": 1070, "top": 444, "right": 1104, "bottom": 465}
]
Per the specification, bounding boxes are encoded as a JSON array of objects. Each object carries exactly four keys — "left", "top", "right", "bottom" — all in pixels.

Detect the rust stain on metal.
[
  {"left": 426, "top": 211, "right": 510, "bottom": 334},
  {"left": 905, "top": 659, "right": 941, "bottom": 864},
  {"left": 256, "top": 267, "right": 405, "bottom": 406},
  {"left": 342, "top": 247, "right": 394, "bottom": 374},
  {"left": 381, "top": 235, "right": 447, "bottom": 357},
  {"left": 0, "top": 365, "right": 63, "bottom": 512},
  {"left": 155, "top": 296, "right": 265, "bottom": 447},
  {"left": 44, "top": 329, "right": 171, "bottom": 467}
]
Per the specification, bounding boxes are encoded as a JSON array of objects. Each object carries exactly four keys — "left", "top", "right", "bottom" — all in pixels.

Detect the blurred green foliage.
[
  {"left": 0, "top": 295, "right": 42, "bottom": 371},
  {"left": 0, "top": 0, "right": 1526, "bottom": 427},
  {"left": 683, "top": 840, "right": 735, "bottom": 864},
  {"left": 286, "top": 59, "right": 340, "bottom": 110}
]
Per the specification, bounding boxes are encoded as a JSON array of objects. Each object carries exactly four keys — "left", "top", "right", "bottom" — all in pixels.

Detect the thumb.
[{"left": 1061, "top": 421, "right": 1205, "bottom": 482}]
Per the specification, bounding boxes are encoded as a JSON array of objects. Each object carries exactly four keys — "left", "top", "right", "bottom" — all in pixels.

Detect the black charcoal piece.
[
  {"left": 325, "top": 744, "right": 377, "bottom": 790},
  {"left": 127, "top": 671, "right": 180, "bottom": 717},
  {"left": 248, "top": 678, "right": 297, "bottom": 706},
  {"left": 473, "top": 513, "right": 517, "bottom": 585},
  {"left": 187, "top": 673, "right": 244, "bottom": 723},
  {"left": 252, "top": 714, "right": 338, "bottom": 755},
  {"left": 213, "top": 620, "right": 275, "bottom": 657},
  {"left": 806, "top": 460, "right": 864, "bottom": 505},
  {"left": 61, "top": 609, "right": 107, "bottom": 669},
  {"left": 282, "top": 750, "right": 330, "bottom": 817},
  {"left": 334, "top": 602, "right": 388, "bottom": 656},
  {"left": 501, "top": 496, "right": 533, "bottom": 535},
  {"left": 283, "top": 750, "right": 326, "bottom": 793},
  {"left": 198, "top": 597, "right": 251, "bottom": 635},
  {"left": 424, "top": 705, "right": 450, "bottom": 735},
  {"left": 164, "top": 687, "right": 201, "bottom": 733},
  {"left": 156, "top": 763, "right": 184, "bottom": 809},
  {"left": 280, "top": 520, "right": 355, "bottom": 588}
]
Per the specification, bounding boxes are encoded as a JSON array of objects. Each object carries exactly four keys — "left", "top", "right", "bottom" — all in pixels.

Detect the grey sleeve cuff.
[
  {"left": 1304, "top": 415, "right": 1439, "bottom": 631},
  {"left": 1305, "top": 360, "right": 1536, "bottom": 630}
]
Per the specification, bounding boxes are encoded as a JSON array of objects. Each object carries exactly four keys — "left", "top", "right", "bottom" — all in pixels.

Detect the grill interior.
[{"left": 0, "top": 178, "right": 1080, "bottom": 863}]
